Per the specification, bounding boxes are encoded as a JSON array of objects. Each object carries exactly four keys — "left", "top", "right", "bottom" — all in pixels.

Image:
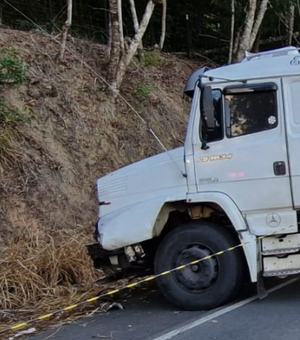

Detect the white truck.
[{"left": 88, "top": 46, "right": 300, "bottom": 310}]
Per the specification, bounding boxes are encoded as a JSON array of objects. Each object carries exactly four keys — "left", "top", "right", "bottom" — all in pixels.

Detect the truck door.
[
  {"left": 282, "top": 77, "right": 300, "bottom": 208},
  {"left": 192, "top": 79, "right": 297, "bottom": 235}
]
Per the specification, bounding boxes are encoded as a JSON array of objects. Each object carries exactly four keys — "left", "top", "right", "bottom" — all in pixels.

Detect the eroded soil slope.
[
  {"left": 0, "top": 28, "right": 205, "bottom": 324},
  {"left": 0, "top": 28, "right": 203, "bottom": 244}
]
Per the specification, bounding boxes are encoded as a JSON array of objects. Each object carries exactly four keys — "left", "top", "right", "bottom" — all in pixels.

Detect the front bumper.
[{"left": 86, "top": 242, "right": 123, "bottom": 268}]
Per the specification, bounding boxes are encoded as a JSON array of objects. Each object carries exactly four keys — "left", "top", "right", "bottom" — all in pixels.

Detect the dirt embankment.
[{"left": 0, "top": 28, "right": 204, "bottom": 327}]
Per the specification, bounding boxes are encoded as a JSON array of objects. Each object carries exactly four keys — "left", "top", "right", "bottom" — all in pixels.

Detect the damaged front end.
[
  {"left": 87, "top": 146, "right": 186, "bottom": 273},
  {"left": 87, "top": 221, "right": 148, "bottom": 270},
  {"left": 86, "top": 241, "right": 123, "bottom": 269},
  {"left": 86, "top": 241, "right": 149, "bottom": 276}
]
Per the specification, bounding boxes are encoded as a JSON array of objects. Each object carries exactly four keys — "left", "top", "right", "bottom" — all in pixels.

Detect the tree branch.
[
  {"left": 228, "top": 0, "right": 235, "bottom": 64},
  {"left": 129, "top": 0, "right": 144, "bottom": 60},
  {"left": 249, "top": 0, "right": 269, "bottom": 48},
  {"left": 116, "top": 0, "right": 155, "bottom": 87},
  {"left": 117, "top": 0, "right": 125, "bottom": 52},
  {"left": 159, "top": 0, "right": 167, "bottom": 50},
  {"left": 234, "top": 0, "right": 256, "bottom": 61},
  {"left": 57, "top": 0, "right": 72, "bottom": 62}
]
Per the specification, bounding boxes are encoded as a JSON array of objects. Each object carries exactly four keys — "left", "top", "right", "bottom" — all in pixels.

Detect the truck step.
[
  {"left": 263, "top": 254, "right": 300, "bottom": 277},
  {"left": 261, "top": 234, "right": 300, "bottom": 255},
  {"left": 263, "top": 269, "right": 300, "bottom": 277},
  {"left": 262, "top": 248, "right": 300, "bottom": 255}
]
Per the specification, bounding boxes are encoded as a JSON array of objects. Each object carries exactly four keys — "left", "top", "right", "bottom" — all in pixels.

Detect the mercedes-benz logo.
[{"left": 266, "top": 213, "right": 281, "bottom": 227}]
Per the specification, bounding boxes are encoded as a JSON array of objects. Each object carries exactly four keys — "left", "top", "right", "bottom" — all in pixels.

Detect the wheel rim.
[{"left": 174, "top": 244, "right": 218, "bottom": 292}]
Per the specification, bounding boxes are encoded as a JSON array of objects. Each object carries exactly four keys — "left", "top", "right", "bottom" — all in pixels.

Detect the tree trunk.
[
  {"left": 252, "top": 32, "right": 261, "bottom": 52},
  {"left": 0, "top": 3, "right": 3, "bottom": 26},
  {"left": 57, "top": 0, "right": 73, "bottom": 62},
  {"left": 159, "top": 0, "right": 167, "bottom": 50},
  {"left": 233, "top": 26, "right": 241, "bottom": 57},
  {"left": 49, "top": 0, "right": 54, "bottom": 32},
  {"left": 186, "top": 14, "right": 194, "bottom": 58},
  {"left": 228, "top": 0, "right": 235, "bottom": 64},
  {"left": 234, "top": 0, "right": 257, "bottom": 62},
  {"left": 129, "top": 0, "right": 144, "bottom": 61},
  {"left": 115, "top": 0, "right": 156, "bottom": 89},
  {"left": 288, "top": 4, "right": 295, "bottom": 45},
  {"left": 106, "top": 0, "right": 112, "bottom": 59},
  {"left": 107, "top": 0, "right": 121, "bottom": 95},
  {"left": 269, "top": 2, "right": 299, "bottom": 45},
  {"left": 117, "top": 0, "right": 125, "bottom": 52},
  {"left": 249, "top": 0, "right": 269, "bottom": 48}
]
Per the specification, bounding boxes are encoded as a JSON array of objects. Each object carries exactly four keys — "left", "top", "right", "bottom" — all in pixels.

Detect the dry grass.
[
  {"left": 0, "top": 227, "right": 134, "bottom": 335},
  {"left": 0, "top": 227, "right": 104, "bottom": 327},
  {"left": 0, "top": 128, "right": 23, "bottom": 170}
]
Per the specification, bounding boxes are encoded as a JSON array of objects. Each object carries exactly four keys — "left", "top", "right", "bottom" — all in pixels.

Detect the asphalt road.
[{"left": 28, "top": 278, "right": 300, "bottom": 340}]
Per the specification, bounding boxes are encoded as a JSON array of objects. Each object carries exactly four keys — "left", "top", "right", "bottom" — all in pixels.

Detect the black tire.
[{"left": 154, "top": 221, "right": 245, "bottom": 310}]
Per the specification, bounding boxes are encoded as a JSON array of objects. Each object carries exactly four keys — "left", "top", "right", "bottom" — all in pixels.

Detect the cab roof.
[{"left": 184, "top": 47, "right": 300, "bottom": 97}]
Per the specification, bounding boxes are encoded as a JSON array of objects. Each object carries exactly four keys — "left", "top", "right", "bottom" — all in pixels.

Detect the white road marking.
[{"left": 151, "top": 278, "right": 299, "bottom": 340}]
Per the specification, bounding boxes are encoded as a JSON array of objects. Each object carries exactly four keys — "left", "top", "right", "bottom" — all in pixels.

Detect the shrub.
[
  {"left": 0, "top": 49, "right": 26, "bottom": 85},
  {"left": 143, "top": 51, "right": 165, "bottom": 68}
]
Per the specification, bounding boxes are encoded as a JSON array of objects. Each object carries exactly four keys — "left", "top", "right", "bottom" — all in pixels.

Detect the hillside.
[{"left": 0, "top": 28, "right": 204, "bottom": 328}]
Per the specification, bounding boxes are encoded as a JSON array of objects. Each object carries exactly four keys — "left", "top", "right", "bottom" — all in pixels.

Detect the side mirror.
[{"left": 200, "top": 86, "right": 215, "bottom": 131}]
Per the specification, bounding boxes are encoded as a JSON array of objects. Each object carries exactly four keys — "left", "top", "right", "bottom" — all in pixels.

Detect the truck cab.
[{"left": 89, "top": 47, "right": 300, "bottom": 310}]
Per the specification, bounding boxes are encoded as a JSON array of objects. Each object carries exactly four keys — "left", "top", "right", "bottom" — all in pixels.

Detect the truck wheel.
[{"left": 154, "top": 221, "right": 245, "bottom": 310}]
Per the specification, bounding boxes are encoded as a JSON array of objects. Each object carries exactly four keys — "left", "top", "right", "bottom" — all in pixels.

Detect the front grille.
[{"left": 98, "top": 177, "right": 127, "bottom": 197}]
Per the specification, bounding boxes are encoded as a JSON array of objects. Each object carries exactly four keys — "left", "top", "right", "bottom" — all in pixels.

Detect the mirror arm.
[{"left": 201, "top": 142, "right": 209, "bottom": 150}]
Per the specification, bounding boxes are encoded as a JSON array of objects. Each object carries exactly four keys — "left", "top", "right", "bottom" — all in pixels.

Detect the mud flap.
[{"left": 257, "top": 273, "right": 268, "bottom": 299}]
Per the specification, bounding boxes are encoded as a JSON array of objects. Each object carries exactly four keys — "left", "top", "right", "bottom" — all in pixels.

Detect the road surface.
[{"left": 29, "top": 278, "right": 300, "bottom": 340}]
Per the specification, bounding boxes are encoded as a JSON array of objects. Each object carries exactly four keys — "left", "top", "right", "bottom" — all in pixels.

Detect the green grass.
[
  {"left": 0, "top": 101, "right": 32, "bottom": 127},
  {"left": 0, "top": 49, "right": 26, "bottom": 85},
  {"left": 0, "top": 50, "right": 30, "bottom": 166},
  {"left": 134, "top": 83, "right": 154, "bottom": 100},
  {"left": 142, "top": 51, "right": 165, "bottom": 68}
]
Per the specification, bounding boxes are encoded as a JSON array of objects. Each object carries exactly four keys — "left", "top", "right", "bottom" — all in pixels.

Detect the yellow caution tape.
[{"left": 0, "top": 226, "right": 293, "bottom": 335}]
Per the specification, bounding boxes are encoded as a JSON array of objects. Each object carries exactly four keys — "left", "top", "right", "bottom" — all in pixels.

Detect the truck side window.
[
  {"left": 201, "top": 89, "right": 223, "bottom": 142},
  {"left": 225, "top": 85, "right": 278, "bottom": 138}
]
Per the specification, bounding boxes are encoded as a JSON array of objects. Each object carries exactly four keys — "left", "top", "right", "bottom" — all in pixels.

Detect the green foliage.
[
  {"left": 1, "top": 0, "right": 299, "bottom": 67},
  {"left": 142, "top": 51, "right": 165, "bottom": 68},
  {"left": 0, "top": 101, "right": 32, "bottom": 127},
  {"left": 0, "top": 51, "right": 26, "bottom": 85},
  {"left": 0, "top": 49, "right": 29, "bottom": 165},
  {"left": 134, "top": 83, "right": 154, "bottom": 100}
]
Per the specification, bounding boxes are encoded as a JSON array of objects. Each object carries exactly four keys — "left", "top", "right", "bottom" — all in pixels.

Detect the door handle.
[{"left": 273, "top": 161, "right": 286, "bottom": 176}]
